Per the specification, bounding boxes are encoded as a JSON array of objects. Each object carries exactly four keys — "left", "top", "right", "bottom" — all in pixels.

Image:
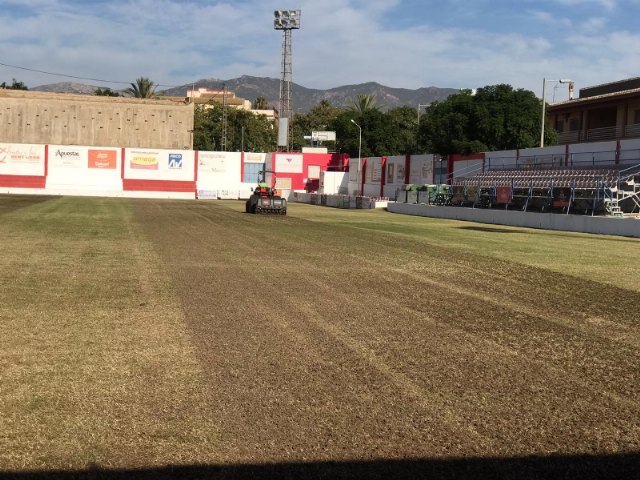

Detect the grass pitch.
[{"left": 0, "top": 195, "right": 638, "bottom": 476}]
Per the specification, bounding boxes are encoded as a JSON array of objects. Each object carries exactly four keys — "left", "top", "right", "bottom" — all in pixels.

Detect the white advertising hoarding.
[
  {"left": 124, "top": 148, "right": 195, "bottom": 181},
  {"left": 198, "top": 151, "right": 230, "bottom": 174},
  {"left": 47, "top": 145, "right": 121, "bottom": 191},
  {"left": 275, "top": 153, "right": 303, "bottom": 173},
  {"left": 409, "top": 155, "right": 434, "bottom": 184},
  {"left": 0, "top": 143, "right": 45, "bottom": 176},
  {"left": 196, "top": 151, "right": 242, "bottom": 194}
]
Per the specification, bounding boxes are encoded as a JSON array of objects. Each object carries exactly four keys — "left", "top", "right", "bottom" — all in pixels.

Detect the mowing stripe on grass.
[{"left": 0, "top": 197, "right": 220, "bottom": 470}]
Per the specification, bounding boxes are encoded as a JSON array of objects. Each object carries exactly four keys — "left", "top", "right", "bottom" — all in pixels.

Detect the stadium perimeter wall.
[
  {"left": 387, "top": 203, "right": 640, "bottom": 238},
  {"left": 0, "top": 142, "right": 344, "bottom": 199},
  {"left": 0, "top": 90, "right": 194, "bottom": 150}
]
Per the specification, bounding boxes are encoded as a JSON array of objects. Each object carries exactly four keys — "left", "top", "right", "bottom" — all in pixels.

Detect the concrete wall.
[
  {"left": 569, "top": 141, "right": 617, "bottom": 166},
  {"left": 620, "top": 138, "right": 640, "bottom": 166},
  {"left": 388, "top": 203, "right": 640, "bottom": 238},
  {"left": 0, "top": 90, "right": 194, "bottom": 149},
  {"left": 519, "top": 145, "right": 566, "bottom": 168},
  {"left": 485, "top": 149, "right": 518, "bottom": 169}
]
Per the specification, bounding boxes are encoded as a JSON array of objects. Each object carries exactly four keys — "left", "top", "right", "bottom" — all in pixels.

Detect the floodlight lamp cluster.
[{"left": 274, "top": 9, "right": 301, "bottom": 30}]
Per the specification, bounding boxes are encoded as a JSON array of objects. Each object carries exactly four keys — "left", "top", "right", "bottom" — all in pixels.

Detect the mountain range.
[{"left": 31, "top": 75, "right": 458, "bottom": 112}]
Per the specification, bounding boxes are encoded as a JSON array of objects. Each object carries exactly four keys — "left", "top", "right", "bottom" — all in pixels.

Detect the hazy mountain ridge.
[{"left": 32, "top": 75, "right": 458, "bottom": 112}]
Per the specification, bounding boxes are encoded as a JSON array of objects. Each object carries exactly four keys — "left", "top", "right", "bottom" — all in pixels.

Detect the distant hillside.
[
  {"left": 31, "top": 82, "right": 104, "bottom": 95},
  {"left": 32, "top": 76, "right": 458, "bottom": 112},
  {"left": 162, "top": 76, "right": 458, "bottom": 112}
]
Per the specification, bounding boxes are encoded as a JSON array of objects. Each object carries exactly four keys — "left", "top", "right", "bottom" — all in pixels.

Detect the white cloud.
[
  {"left": 528, "top": 10, "right": 573, "bottom": 27},
  {"left": 0, "top": 0, "right": 638, "bottom": 99},
  {"left": 554, "top": 0, "right": 617, "bottom": 11}
]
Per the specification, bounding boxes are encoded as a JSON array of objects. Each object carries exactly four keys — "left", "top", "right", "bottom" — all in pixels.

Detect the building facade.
[{"left": 548, "top": 77, "right": 640, "bottom": 145}]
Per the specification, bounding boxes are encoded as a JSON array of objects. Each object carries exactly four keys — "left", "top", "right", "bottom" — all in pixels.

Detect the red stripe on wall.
[
  {"left": 0, "top": 175, "right": 46, "bottom": 188},
  {"left": 121, "top": 148, "right": 126, "bottom": 179},
  {"left": 44, "top": 144, "right": 49, "bottom": 177},
  {"left": 122, "top": 179, "right": 197, "bottom": 192},
  {"left": 194, "top": 150, "right": 199, "bottom": 182},
  {"left": 380, "top": 156, "right": 387, "bottom": 197},
  {"left": 240, "top": 151, "right": 244, "bottom": 182},
  {"left": 405, "top": 155, "right": 410, "bottom": 184},
  {"left": 361, "top": 158, "right": 367, "bottom": 195}
]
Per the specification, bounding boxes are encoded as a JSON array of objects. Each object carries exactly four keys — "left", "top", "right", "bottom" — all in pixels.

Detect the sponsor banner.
[
  {"left": 496, "top": 186, "right": 512, "bottom": 204},
  {"left": 0, "top": 143, "right": 45, "bottom": 175},
  {"left": 124, "top": 148, "right": 195, "bottom": 181},
  {"left": 51, "top": 147, "right": 84, "bottom": 168},
  {"left": 197, "top": 189, "right": 218, "bottom": 199},
  {"left": 275, "top": 177, "right": 292, "bottom": 190},
  {"left": 307, "top": 165, "right": 321, "bottom": 179},
  {"left": 88, "top": 149, "right": 117, "bottom": 169},
  {"left": 372, "top": 160, "right": 382, "bottom": 182},
  {"left": 410, "top": 157, "right": 433, "bottom": 184},
  {"left": 199, "top": 152, "right": 228, "bottom": 173},
  {"left": 130, "top": 150, "right": 160, "bottom": 170},
  {"left": 168, "top": 153, "right": 183, "bottom": 169},
  {"left": 349, "top": 158, "right": 358, "bottom": 182},
  {"left": 0, "top": 144, "right": 43, "bottom": 164},
  {"left": 421, "top": 160, "right": 433, "bottom": 184},
  {"left": 244, "top": 152, "right": 267, "bottom": 164},
  {"left": 275, "top": 153, "right": 303, "bottom": 173}
]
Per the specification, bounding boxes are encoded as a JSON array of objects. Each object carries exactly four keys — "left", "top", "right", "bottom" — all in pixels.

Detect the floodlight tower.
[{"left": 274, "top": 9, "right": 301, "bottom": 151}]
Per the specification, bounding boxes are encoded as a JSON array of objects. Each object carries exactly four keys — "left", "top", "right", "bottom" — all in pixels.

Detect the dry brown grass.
[
  {"left": 0, "top": 196, "right": 218, "bottom": 470},
  {"left": 1, "top": 196, "right": 639, "bottom": 476}
]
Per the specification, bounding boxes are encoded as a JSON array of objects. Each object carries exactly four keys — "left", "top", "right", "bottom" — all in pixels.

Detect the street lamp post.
[
  {"left": 540, "top": 78, "right": 572, "bottom": 147},
  {"left": 351, "top": 119, "right": 362, "bottom": 195}
]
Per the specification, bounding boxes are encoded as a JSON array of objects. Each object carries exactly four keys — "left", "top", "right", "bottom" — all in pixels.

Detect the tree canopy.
[
  {"left": 95, "top": 87, "right": 121, "bottom": 97},
  {"left": 1, "top": 78, "right": 28, "bottom": 90},
  {"left": 191, "top": 84, "right": 556, "bottom": 158},
  {"left": 420, "top": 84, "right": 555, "bottom": 156},
  {"left": 193, "top": 103, "right": 277, "bottom": 153}
]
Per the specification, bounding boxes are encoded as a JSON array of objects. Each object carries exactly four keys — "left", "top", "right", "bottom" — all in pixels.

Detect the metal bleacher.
[{"left": 450, "top": 167, "right": 623, "bottom": 215}]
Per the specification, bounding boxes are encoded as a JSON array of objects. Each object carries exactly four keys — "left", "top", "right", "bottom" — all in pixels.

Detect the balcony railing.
[
  {"left": 556, "top": 124, "right": 640, "bottom": 144},
  {"left": 557, "top": 131, "right": 581, "bottom": 144},
  {"left": 625, "top": 123, "right": 640, "bottom": 137},
  {"left": 586, "top": 126, "right": 620, "bottom": 142}
]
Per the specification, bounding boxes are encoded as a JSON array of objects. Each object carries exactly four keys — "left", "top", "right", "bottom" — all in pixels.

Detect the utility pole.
[{"left": 221, "top": 83, "right": 227, "bottom": 151}]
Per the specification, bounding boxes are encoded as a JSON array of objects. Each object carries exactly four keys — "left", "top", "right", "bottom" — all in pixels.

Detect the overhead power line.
[{"left": 0, "top": 60, "right": 182, "bottom": 88}]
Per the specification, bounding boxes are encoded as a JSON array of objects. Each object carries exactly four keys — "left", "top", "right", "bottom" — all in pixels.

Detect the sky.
[{"left": 0, "top": 0, "right": 639, "bottom": 101}]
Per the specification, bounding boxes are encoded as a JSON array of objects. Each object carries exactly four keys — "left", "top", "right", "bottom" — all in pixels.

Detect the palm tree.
[
  {"left": 125, "top": 77, "right": 157, "bottom": 98},
  {"left": 253, "top": 96, "right": 269, "bottom": 110},
  {"left": 349, "top": 94, "right": 379, "bottom": 113}
]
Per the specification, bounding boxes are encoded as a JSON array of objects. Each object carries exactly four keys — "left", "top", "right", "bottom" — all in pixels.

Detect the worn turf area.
[
  {"left": 0, "top": 196, "right": 219, "bottom": 469},
  {"left": 1, "top": 196, "right": 639, "bottom": 477}
]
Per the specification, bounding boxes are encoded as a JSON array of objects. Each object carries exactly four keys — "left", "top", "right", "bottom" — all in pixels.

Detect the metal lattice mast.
[
  {"left": 273, "top": 9, "right": 300, "bottom": 152},
  {"left": 279, "top": 28, "right": 293, "bottom": 148}
]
